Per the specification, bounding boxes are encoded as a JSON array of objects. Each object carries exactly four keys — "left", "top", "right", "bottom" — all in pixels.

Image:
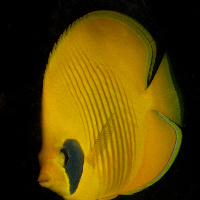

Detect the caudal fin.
[{"left": 147, "top": 53, "right": 183, "bottom": 126}]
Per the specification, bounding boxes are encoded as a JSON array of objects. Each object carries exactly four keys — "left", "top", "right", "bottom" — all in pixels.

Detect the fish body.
[{"left": 38, "top": 11, "right": 183, "bottom": 200}]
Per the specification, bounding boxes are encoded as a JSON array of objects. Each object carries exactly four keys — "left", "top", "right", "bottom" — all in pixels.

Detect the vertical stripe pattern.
[{"left": 58, "top": 44, "right": 137, "bottom": 197}]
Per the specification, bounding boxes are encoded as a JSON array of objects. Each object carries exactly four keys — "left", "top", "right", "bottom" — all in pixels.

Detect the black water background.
[{"left": 5, "top": 0, "right": 199, "bottom": 199}]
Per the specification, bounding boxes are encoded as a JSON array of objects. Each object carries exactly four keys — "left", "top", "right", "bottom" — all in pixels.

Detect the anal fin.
[{"left": 122, "top": 110, "right": 182, "bottom": 195}]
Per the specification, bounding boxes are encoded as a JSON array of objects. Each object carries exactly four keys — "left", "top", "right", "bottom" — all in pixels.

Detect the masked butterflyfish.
[{"left": 38, "top": 10, "right": 183, "bottom": 200}]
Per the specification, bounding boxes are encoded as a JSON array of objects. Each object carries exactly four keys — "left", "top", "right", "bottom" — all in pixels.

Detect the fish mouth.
[{"left": 38, "top": 178, "right": 50, "bottom": 187}]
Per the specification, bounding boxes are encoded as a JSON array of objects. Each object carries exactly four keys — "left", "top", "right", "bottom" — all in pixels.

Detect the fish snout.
[
  {"left": 38, "top": 162, "right": 54, "bottom": 188},
  {"left": 38, "top": 160, "right": 70, "bottom": 196},
  {"left": 38, "top": 178, "right": 50, "bottom": 186},
  {"left": 38, "top": 171, "right": 51, "bottom": 187}
]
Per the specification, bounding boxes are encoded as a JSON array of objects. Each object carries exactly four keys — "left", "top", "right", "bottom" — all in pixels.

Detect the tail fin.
[
  {"left": 121, "top": 53, "right": 183, "bottom": 195},
  {"left": 147, "top": 53, "right": 183, "bottom": 126}
]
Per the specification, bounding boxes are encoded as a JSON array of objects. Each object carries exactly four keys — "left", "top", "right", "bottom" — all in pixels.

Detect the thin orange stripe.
[
  {"left": 110, "top": 70, "right": 129, "bottom": 189},
  {"left": 121, "top": 84, "right": 135, "bottom": 177},
  {"left": 95, "top": 66, "right": 120, "bottom": 194},
  {"left": 70, "top": 48, "right": 99, "bottom": 142},
  {"left": 58, "top": 62, "right": 89, "bottom": 145},
  {"left": 60, "top": 59, "right": 92, "bottom": 147},
  {"left": 66, "top": 50, "right": 96, "bottom": 146},
  {"left": 77, "top": 52, "right": 112, "bottom": 192},
  {"left": 77, "top": 50, "right": 106, "bottom": 129},
  {"left": 108, "top": 71, "right": 125, "bottom": 192}
]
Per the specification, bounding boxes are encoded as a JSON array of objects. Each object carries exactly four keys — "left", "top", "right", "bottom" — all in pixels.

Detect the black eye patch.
[{"left": 61, "top": 139, "right": 84, "bottom": 194}]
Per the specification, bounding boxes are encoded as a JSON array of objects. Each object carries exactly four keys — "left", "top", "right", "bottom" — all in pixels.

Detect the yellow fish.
[{"left": 38, "top": 10, "right": 183, "bottom": 200}]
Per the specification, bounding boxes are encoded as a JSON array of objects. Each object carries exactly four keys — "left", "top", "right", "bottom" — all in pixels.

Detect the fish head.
[
  {"left": 38, "top": 139, "right": 84, "bottom": 198},
  {"left": 38, "top": 156, "right": 70, "bottom": 197}
]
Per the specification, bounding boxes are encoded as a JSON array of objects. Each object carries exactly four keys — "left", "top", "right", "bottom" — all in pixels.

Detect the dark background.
[{"left": 5, "top": 0, "right": 199, "bottom": 199}]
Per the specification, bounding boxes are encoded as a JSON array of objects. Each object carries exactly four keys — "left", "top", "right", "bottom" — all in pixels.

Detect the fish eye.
[
  {"left": 61, "top": 139, "right": 84, "bottom": 194},
  {"left": 58, "top": 148, "right": 69, "bottom": 167}
]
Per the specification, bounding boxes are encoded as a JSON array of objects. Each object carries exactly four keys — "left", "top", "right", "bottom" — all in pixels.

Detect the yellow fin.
[
  {"left": 100, "top": 194, "right": 118, "bottom": 200},
  {"left": 47, "top": 10, "right": 157, "bottom": 90},
  {"left": 123, "top": 110, "right": 182, "bottom": 195},
  {"left": 147, "top": 53, "right": 183, "bottom": 126},
  {"left": 82, "top": 10, "right": 157, "bottom": 89}
]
